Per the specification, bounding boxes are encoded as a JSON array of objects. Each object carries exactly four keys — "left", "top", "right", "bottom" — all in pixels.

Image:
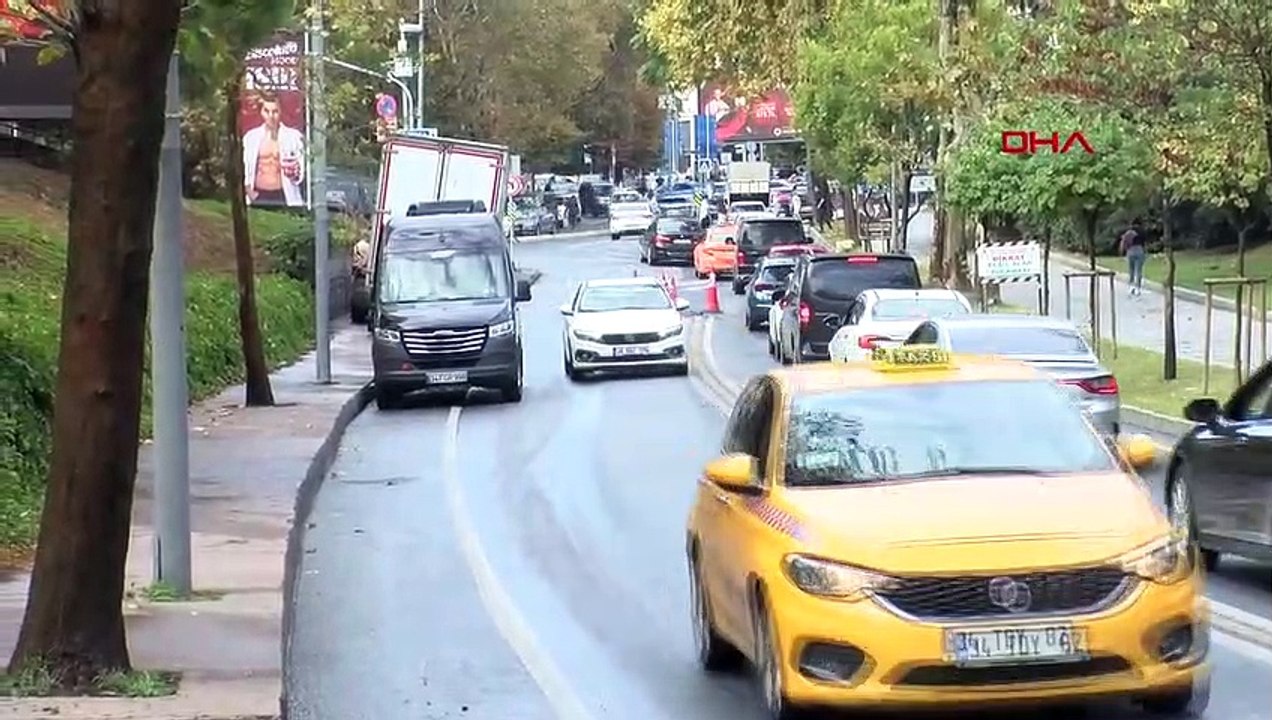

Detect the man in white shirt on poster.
[{"left": 243, "top": 90, "right": 306, "bottom": 206}]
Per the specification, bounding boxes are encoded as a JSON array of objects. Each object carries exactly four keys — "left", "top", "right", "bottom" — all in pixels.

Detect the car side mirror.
[
  {"left": 559, "top": 304, "right": 573, "bottom": 315},
  {"left": 703, "top": 453, "right": 762, "bottom": 494},
  {"left": 1184, "top": 398, "right": 1221, "bottom": 424},
  {"left": 1116, "top": 434, "right": 1158, "bottom": 469},
  {"left": 515, "top": 278, "right": 532, "bottom": 302},
  {"left": 675, "top": 297, "right": 691, "bottom": 311}
]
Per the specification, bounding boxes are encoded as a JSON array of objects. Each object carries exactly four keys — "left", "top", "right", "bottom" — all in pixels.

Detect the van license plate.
[
  {"left": 425, "top": 371, "right": 468, "bottom": 384},
  {"left": 614, "top": 346, "right": 650, "bottom": 356},
  {"left": 945, "top": 625, "right": 1087, "bottom": 666}
]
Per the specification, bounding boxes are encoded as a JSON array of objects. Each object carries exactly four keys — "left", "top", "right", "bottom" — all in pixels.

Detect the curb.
[
  {"left": 278, "top": 381, "right": 374, "bottom": 719},
  {"left": 514, "top": 228, "right": 607, "bottom": 243},
  {"left": 1122, "top": 405, "right": 1192, "bottom": 444},
  {"left": 1212, "top": 602, "right": 1272, "bottom": 650}
]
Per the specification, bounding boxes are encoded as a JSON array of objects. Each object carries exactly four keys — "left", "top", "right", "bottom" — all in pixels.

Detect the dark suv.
[
  {"left": 774, "top": 253, "right": 921, "bottom": 363},
  {"left": 731, "top": 217, "right": 810, "bottom": 294}
]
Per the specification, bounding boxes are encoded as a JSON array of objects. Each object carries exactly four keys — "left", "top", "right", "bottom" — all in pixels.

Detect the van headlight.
[
  {"left": 657, "top": 325, "right": 683, "bottom": 340},
  {"left": 374, "top": 327, "right": 401, "bottom": 343},
  {"left": 782, "top": 554, "right": 901, "bottom": 601},
  {"left": 489, "top": 319, "right": 515, "bottom": 338},
  {"left": 1119, "top": 536, "right": 1190, "bottom": 584}
]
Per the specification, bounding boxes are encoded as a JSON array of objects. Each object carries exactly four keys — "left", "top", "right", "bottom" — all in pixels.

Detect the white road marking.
[
  {"left": 691, "top": 316, "right": 1272, "bottom": 654},
  {"left": 443, "top": 405, "right": 595, "bottom": 720}
]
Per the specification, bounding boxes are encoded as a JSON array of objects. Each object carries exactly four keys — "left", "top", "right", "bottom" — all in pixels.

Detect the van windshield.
[
  {"left": 379, "top": 247, "right": 508, "bottom": 304},
  {"left": 740, "top": 220, "right": 806, "bottom": 250}
]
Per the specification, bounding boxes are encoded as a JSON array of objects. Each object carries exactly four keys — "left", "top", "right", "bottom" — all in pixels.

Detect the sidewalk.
[
  {"left": 999, "top": 251, "right": 1272, "bottom": 368},
  {"left": 0, "top": 323, "right": 371, "bottom": 719}
]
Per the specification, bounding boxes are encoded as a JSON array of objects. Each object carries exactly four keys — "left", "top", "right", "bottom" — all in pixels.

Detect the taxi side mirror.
[
  {"left": 704, "top": 453, "right": 762, "bottom": 493},
  {"left": 1116, "top": 434, "right": 1157, "bottom": 469}
]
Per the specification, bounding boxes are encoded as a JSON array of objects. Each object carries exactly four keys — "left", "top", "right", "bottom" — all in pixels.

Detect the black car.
[
  {"left": 773, "top": 253, "right": 921, "bottom": 363},
  {"left": 1165, "top": 359, "right": 1272, "bottom": 569},
  {"left": 731, "top": 217, "right": 810, "bottom": 294},
  {"left": 744, "top": 256, "right": 796, "bottom": 331},
  {"left": 369, "top": 213, "right": 533, "bottom": 408},
  {"left": 639, "top": 217, "right": 705, "bottom": 265}
]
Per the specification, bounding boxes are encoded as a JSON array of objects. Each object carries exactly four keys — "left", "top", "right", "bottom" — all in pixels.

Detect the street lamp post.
[{"left": 399, "top": 14, "right": 425, "bottom": 128}]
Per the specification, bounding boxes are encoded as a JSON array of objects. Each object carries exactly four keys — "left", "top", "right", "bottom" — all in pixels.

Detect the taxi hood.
[{"left": 780, "top": 472, "right": 1167, "bottom": 573}]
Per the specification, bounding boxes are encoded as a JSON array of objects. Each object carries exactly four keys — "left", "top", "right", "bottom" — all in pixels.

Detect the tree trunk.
[
  {"left": 1084, "top": 209, "right": 1099, "bottom": 348},
  {"left": 898, "top": 167, "right": 914, "bottom": 252},
  {"left": 1042, "top": 225, "right": 1051, "bottom": 314},
  {"left": 9, "top": 0, "right": 183, "bottom": 686},
  {"left": 1162, "top": 203, "right": 1178, "bottom": 381},
  {"left": 223, "top": 74, "right": 274, "bottom": 406}
]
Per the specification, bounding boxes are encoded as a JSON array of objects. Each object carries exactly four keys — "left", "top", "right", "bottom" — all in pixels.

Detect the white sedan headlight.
[
  {"left": 783, "top": 554, "right": 901, "bottom": 601},
  {"left": 489, "top": 319, "right": 515, "bottom": 338},
  {"left": 572, "top": 328, "right": 604, "bottom": 342},
  {"left": 657, "top": 324, "right": 683, "bottom": 340},
  {"left": 1119, "top": 536, "right": 1191, "bottom": 584}
]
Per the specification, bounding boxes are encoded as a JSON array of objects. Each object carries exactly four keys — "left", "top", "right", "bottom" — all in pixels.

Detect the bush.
[
  {"left": 260, "top": 213, "right": 362, "bottom": 285},
  {"left": 0, "top": 219, "right": 314, "bottom": 549}
]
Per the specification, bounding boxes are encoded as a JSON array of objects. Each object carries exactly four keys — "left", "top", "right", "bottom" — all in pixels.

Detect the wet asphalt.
[{"left": 284, "top": 230, "right": 1272, "bottom": 720}]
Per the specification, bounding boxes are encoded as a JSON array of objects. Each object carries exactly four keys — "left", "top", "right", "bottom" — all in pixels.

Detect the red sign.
[
  {"left": 1001, "top": 131, "right": 1094, "bottom": 155},
  {"left": 700, "top": 82, "right": 797, "bottom": 145},
  {"left": 0, "top": 0, "right": 60, "bottom": 40},
  {"left": 239, "top": 32, "right": 308, "bottom": 208}
]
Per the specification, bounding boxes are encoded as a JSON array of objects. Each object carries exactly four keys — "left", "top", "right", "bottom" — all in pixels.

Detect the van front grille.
[{"left": 401, "top": 327, "right": 487, "bottom": 360}]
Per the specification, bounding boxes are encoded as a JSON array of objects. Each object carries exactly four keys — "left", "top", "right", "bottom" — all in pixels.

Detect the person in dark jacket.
[{"left": 1119, "top": 219, "right": 1147, "bottom": 295}]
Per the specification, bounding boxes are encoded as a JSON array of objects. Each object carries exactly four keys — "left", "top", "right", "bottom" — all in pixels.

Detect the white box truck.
[{"left": 727, "top": 161, "right": 771, "bottom": 201}]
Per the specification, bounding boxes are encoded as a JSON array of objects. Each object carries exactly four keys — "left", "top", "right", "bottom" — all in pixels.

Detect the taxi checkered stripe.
[{"left": 743, "top": 497, "right": 807, "bottom": 540}]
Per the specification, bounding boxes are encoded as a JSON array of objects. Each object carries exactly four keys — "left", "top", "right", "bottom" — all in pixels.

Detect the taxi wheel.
[
  {"left": 1167, "top": 462, "right": 1220, "bottom": 571},
  {"left": 1140, "top": 672, "right": 1211, "bottom": 717},
  {"left": 752, "top": 593, "right": 807, "bottom": 720},
  {"left": 688, "top": 554, "right": 743, "bottom": 672}
]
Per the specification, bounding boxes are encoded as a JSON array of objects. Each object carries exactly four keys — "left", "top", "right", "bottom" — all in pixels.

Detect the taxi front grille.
[
  {"left": 599, "top": 332, "right": 661, "bottom": 345},
  {"left": 874, "top": 567, "right": 1132, "bottom": 621},
  {"left": 896, "top": 656, "right": 1132, "bottom": 686}
]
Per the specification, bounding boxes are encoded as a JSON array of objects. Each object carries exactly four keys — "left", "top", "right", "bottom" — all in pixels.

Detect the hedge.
[{"left": 0, "top": 217, "right": 314, "bottom": 549}]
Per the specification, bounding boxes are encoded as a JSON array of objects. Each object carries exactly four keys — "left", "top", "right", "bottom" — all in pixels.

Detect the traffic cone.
[
  {"left": 704, "top": 272, "right": 721, "bottom": 313},
  {"left": 668, "top": 274, "right": 679, "bottom": 301}
]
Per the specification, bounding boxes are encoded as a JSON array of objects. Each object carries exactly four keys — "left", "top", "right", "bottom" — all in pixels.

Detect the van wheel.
[
  {"left": 375, "top": 387, "right": 401, "bottom": 410},
  {"left": 500, "top": 364, "right": 523, "bottom": 403}
]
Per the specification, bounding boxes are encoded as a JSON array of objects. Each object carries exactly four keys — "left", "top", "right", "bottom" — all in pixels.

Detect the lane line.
[
  {"left": 689, "top": 316, "right": 1272, "bottom": 652},
  {"left": 443, "top": 405, "right": 595, "bottom": 720}
]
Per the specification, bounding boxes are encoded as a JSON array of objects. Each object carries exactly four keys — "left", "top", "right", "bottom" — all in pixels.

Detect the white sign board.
[{"left": 976, "top": 242, "right": 1043, "bottom": 281}]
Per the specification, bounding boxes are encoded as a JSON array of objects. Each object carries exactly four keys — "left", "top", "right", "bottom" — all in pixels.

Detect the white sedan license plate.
[
  {"left": 945, "top": 625, "right": 1087, "bottom": 666},
  {"left": 674, "top": 238, "right": 691, "bottom": 244},
  {"left": 614, "top": 345, "right": 651, "bottom": 356},
  {"left": 425, "top": 370, "right": 468, "bottom": 384}
]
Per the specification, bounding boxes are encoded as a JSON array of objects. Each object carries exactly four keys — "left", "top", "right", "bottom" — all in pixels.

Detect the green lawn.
[{"left": 1141, "top": 242, "right": 1272, "bottom": 303}]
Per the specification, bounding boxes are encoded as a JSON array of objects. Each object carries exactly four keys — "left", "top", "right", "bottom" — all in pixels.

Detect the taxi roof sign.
[{"left": 871, "top": 345, "right": 952, "bottom": 369}]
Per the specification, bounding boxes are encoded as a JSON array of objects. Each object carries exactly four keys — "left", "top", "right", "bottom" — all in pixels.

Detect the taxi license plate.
[
  {"left": 944, "top": 625, "right": 1087, "bottom": 666},
  {"left": 425, "top": 370, "right": 468, "bottom": 384},
  {"left": 614, "top": 346, "right": 650, "bottom": 356}
]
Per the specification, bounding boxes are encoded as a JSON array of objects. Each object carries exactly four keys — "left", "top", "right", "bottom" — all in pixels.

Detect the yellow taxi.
[{"left": 686, "top": 346, "right": 1209, "bottom": 718}]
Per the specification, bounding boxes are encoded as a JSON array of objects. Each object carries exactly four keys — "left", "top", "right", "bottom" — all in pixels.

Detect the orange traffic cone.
[
  {"left": 668, "top": 274, "right": 679, "bottom": 301},
  {"left": 704, "top": 272, "right": 721, "bottom": 313}
]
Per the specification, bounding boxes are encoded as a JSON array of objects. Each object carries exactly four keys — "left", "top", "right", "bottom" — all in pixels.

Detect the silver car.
[{"left": 903, "top": 314, "right": 1121, "bottom": 436}]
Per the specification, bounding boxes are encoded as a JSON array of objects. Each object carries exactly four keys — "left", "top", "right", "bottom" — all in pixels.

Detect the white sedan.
[
  {"left": 827, "top": 288, "right": 973, "bottom": 362},
  {"left": 561, "top": 278, "right": 691, "bottom": 379},
  {"left": 609, "top": 196, "right": 654, "bottom": 239}
]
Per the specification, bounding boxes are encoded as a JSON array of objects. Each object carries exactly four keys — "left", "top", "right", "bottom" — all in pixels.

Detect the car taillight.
[
  {"left": 1066, "top": 375, "right": 1119, "bottom": 395},
  {"left": 847, "top": 255, "right": 879, "bottom": 263},
  {"left": 858, "top": 334, "right": 884, "bottom": 349},
  {"left": 753, "top": 282, "right": 775, "bottom": 291},
  {"left": 737, "top": 250, "right": 747, "bottom": 264},
  {"left": 798, "top": 301, "right": 811, "bottom": 329},
  {"left": 654, "top": 234, "right": 670, "bottom": 246}
]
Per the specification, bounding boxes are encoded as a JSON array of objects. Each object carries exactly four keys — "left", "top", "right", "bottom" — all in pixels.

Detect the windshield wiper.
[{"left": 893, "top": 466, "right": 1063, "bottom": 479}]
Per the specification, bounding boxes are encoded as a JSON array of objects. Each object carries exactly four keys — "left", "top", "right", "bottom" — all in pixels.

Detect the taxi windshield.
[{"left": 783, "top": 380, "right": 1115, "bottom": 487}]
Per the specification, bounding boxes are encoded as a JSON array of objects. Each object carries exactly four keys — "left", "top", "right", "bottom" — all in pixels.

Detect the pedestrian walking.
[{"left": 1119, "top": 219, "right": 1147, "bottom": 295}]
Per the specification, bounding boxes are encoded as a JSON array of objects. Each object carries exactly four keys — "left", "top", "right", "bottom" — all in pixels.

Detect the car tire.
[
  {"left": 500, "top": 359, "right": 523, "bottom": 403},
  {"left": 779, "top": 338, "right": 793, "bottom": 366},
  {"left": 695, "top": 269, "right": 706, "bottom": 279},
  {"left": 1140, "top": 672, "right": 1211, "bottom": 717},
  {"left": 752, "top": 591, "right": 806, "bottom": 720},
  {"left": 374, "top": 386, "right": 401, "bottom": 411},
  {"left": 673, "top": 362, "right": 689, "bottom": 376},
  {"left": 746, "top": 310, "right": 761, "bottom": 332},
  {"left": 767, "top": 334, "right": 776, "bottom": 357},
  {"left": 732, "top": 278, "right": 745, "bottom": 295},
  {"left": 564, "top": 353, "right": 583, "bottom": 381},
  {"left": 688, "top": 552, "right": 743, "bottom": 672},
  {"left": 1167, "top": 461, "right": 1219, "bottom": 571},
  {"left": 350, "top": 303, "right": 367, "bottom": 324},
  {"left": 612, "top": 233, "right": 620, "bottom": 240}
]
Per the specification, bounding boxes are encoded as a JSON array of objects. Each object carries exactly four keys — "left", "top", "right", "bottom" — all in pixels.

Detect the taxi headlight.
[
  {"left": 657, "top": 325, "right": 683, "bottom": 340},
  {"left": 572, "top": 328, "right": 604, "bottom": 342},
  {"left": 489, "top": 319, "right": 515, "bottom": 338},
  {"left": 782, "top": 554, "right": 901, "bottom": 600},
  {"left": 1119, "top": 536, "right": 1190, "bottom": 584}
]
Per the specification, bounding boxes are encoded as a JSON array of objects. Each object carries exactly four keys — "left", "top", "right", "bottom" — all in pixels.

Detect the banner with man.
[{"left": 239, "top": 32, "right": 307, "bottom": 207}]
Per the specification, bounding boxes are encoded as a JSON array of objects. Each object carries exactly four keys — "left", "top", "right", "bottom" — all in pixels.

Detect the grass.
[
  {"left": 1140, "top": 242, "right": 1272, "bottom": 303},
  {"left": 0, "top": 662, "right": 178, "bottom": 698},
  {"left": 137, "top": 581, "right": 224, "bottom": 603},
  {"left": 1096, "top": 344, "right": 1238, "bottom": 419}
]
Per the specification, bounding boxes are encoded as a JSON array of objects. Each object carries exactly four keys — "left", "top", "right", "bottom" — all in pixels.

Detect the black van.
[
  {"left": 774, "top": 253, "right": 921, "bottom": 363},
  {"left": 369, "top": 213, "right": 532, "bottom": 408},
  {"left": 731, "top": 217, "right": 811, "bottom": 294}
]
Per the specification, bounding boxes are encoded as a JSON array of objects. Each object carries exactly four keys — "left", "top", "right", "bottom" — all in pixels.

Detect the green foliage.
[
  {"left": 180, "top": 0, "right": 297, "bottom": 99},
  {"left": 0, "top": 216, "right": 314, "bottom": 550},
  {"left": 1157, "top": 87, "right": 1268, "bottom": 211}
]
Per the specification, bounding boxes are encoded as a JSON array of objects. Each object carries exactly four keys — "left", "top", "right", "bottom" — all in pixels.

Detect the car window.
[
  {"left": 656, "top": 218, "right": 700, "bottom": 234},
  {"left": 1231, "top": 363, "right": 1272, "bottom": 420},
  {"left": 908, "top": 323, "right": 939, "bottom": 344},
  {"left": 577, "top": 284, "right": 671, "bottom": 312},
  {"left": 758, "top": 263, "right": 794, "bottom": 285},
  {"left": 722, "top": 379, "right": 775, "bottom": 477},
  {"left": 738, "top": 221, "right": 807, "bottom": 249},
  {"left": 783, "top": 380, "right": 1116, "bottom": 486},
  {"left": 947, "top": 326, "right": 1091, "bottom": 356},
  {"left": 379, "top": 247, "right": 508, "bottom": 304},
  {"left": 872, "top": 298, "right": 970, "bottom": 321},
  {"left": 807, "top": 258, "right": 921, "bottom": 301}
]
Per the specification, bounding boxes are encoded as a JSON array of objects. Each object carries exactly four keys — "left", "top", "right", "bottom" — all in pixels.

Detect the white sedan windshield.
[{"left": 578, "top": 285, "right": 670, "bottom": 312}]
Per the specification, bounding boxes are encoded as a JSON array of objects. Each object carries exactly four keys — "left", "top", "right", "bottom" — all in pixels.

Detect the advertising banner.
[
  {"left": 699, "top": 82, "right": 797, "bottom": 145},
  {"left": 239, "top": 32, "right": 307, "bottom": 208}
]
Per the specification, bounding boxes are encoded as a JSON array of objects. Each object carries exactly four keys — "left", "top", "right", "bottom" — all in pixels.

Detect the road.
[{"left": 284, "top": 229, "right": 1272, "bottom": 720}]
